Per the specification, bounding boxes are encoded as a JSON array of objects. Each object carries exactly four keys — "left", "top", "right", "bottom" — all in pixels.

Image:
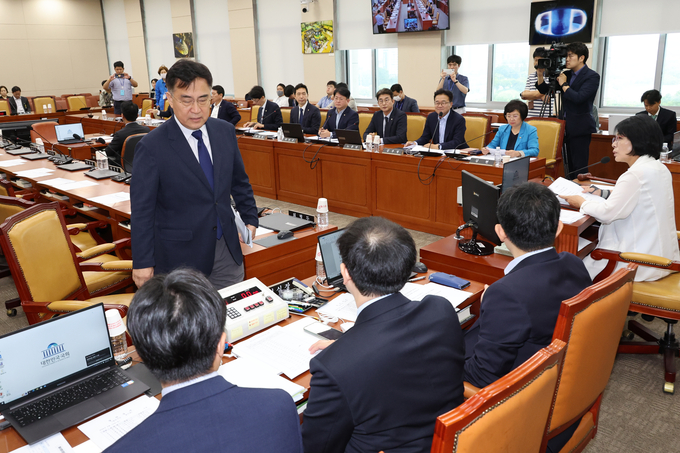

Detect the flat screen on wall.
[
  {"left": 529, "top": 0, "right": 595, "bottom": 45},
  {"left": 372, "top": 0, "right": 450, "bottom": 34}
]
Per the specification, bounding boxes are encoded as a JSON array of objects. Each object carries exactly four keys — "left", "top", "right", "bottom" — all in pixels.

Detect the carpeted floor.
[{"left": 0, "top": 196, "right": 678, "bottom": 451}]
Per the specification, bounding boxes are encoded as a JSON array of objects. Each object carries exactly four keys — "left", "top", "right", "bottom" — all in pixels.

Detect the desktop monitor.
[
  {"left": 371, "top": 0, "right": 450, "bottom": 34},
  {"left": 529, "top": 0, "right": 594, "bottom": 45},
  {"left": 501, "top": 156, "right": 530, "bottom": 194},
  {"left": 459, "top": 170, "right": 501, "bottom": 256}
]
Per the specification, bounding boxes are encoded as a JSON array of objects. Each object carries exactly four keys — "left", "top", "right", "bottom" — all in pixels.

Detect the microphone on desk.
[
  {"left": 424, "top": 111, "right": 445, "bottom": 152},
  {"left": 572, "top": 157, "right": 611, "bottom": 180},
  {"left": 446, "top": 129, "right": 497, "bottom": 158},
  {"left": 29, "top": 125, "right": 72, "bottom": 164},
  {"left": 95, "top": 138, "right": 132, "bottom": 182},
  {"left": 72, "top": 133, "right": 84, "bottom": 142}
]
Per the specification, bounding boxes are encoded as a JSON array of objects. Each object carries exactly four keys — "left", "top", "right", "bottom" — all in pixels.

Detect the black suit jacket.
[
  {"left": 131, "top": 117, "right": 258, "bottom": 275},
  {"left": 416, "top": 110, "right": 468, "bottom": 149},
  {"left": 464, "top": 249, "right": 592, "bottom": 388},
  {"left": 257, "top": 100, "right": 283, "bottom": 131},
  {"left": 397, "top": 95, "right": 420, "bottom": 113},
  {"left": 362, "top": 108, "right": 407, "bottom": 144},
  {"left": 537, "top": 65, "right": 600, "bottom": 137},
  {"left": 8, "top": 96, "right": 31, "bottom": 115},
  {"left": 211, "top": 99, "right": 241, "bottom": 126},
  {"left": 322, "top": 107, "right": 360, "bottom": 138},
  {"left": 302, "top": 293, "right": 465, "bottom": 453},
  {"left": 104, "top": 377, "right": 302, "bottom": 453},
  {"left": 105, "top": 122, "right": 150, "bottom": 167},
  {"left": 290, "top": 103, "right": 321, "bottom": 134},
  {"left": 636, "top": 107, "right": 677, "bottom": 146}
]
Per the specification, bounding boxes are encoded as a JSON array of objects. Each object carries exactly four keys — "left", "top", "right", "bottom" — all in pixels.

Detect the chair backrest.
[
  {"left": 0, "top": 202, "right": 88, "bottom": 303},
  {"left": 525, "top": 118, "right": 565, "bottom": 166},
  {"left": 33, "top": 96, "right": 55, "bottom": 114},
  {"left": 0, "top": 195, "right": 33, "bottom": 223},
  {"left": 547, "top": 264, "right": 636, "bottom": 435},
  {"left": 431, "top": 339, "right": 567, "bottom": 453},
  {"left": 30, "top": 121, "right": 59, "bottom": 144},
  {"left": 251, "top": 105, "right": 260, "bottom": 122},
  {"left": 406, "top": 113, "right": 427, "bottom": 142},
  {"left": 55, "top": 99, "right": 68, "bottom": 111},
  {"left": 140, "top": 98, "right": 153, "bottom": 113},
  {"left": 121, "top": 133, "right": 147, "bottom": 172},
  {"left": 67, "top": 96, "right": 87, "bottom": 111},
  {"left": 462, "top": 113, "right": 491, "bottom": 148},
  {"left": 358, "top": 111, "right": 373, "bottom": 137},
  {"left": 86, "top": 95, "right": 99, "bottom": 108},
  {"left": 320, "top": 110, "right": 327, "bottom": 127},
  {"left": 281, "top": 107, "right": 291, "bottom": 123},
  {"left": 0, "top": 100, "right": 9, "bottom": 115}
]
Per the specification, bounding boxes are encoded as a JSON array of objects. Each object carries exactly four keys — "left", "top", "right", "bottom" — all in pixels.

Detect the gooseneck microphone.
[
  {"left": 425, "top": 111, "right": 445, "bottom": 151},
  {"left": 572, "top": 156, "right": 611, "bottom": 179},
  {"left": 29, "top": 125, "right": 72, "bottom": 164}
]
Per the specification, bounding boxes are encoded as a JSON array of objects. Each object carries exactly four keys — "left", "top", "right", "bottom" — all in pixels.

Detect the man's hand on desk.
[
  {"left": 243, "top": 121, "right": 263, "bottom": 129},
  {"left": 309, "top": 340, "right": 334, "bottom": 354},
  {"left": 133, "top": 267, "right": 154, "bottom": 288},
  {"left": 318, "top": 128, "right": 331, "bottom": 138}
]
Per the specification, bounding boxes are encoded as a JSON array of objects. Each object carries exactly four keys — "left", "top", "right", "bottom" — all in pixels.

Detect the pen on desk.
[{"left": 408, "top": 276, "right": 426, "bottom": 282}]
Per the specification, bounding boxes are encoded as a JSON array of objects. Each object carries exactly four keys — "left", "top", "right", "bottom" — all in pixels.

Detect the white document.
[
  {"left": 12, "top": 433, "right": 74, "bottom": 453},
  {"left": 218, "top": 357, "right": 306, "bottom": 402},
  {"left": 89, "top": 192, "right": 130, "bottom": 207},
  {"left": 0, "top": 159, "right": 28, "bottom": 167},
  {"left": 77, "top": 396, "right": 159, "bottom": 451},
  {"left": 255, "top": 226, "right": 274, "bottom": 236},
  {"left": 15, "top": 168, "right": 55, "bottom": 178},
  {"left": 232, "top": 206, "right": 252, "bottom": 247},
  {"left": 400, "top": 282, "right": 471, "bottom": 309},
  {"left": 231, "top": 326, "right": 318, "bottom": 379},
  {"left": 40, "top": 178, "right": 99, "bottom": 191},
  {"left": 71, "top": 441, "right": 101, "bottom": 453},
  {"left": 255, "top": 131, "right": 278, "bottom": 137},
  {"left": 559, "top": 209, "right": 586, "bottom": 224},
  {"left": 308, "top": 136, "right": 339, "bottom": 144},
  {"left": 409, "top": 144, "right": 444, "bottom": 154},
  {"left": 549, "top": 177, "right": 605, "bottom": 205},
  {"left": 316, "top": 293, "right": 358, "bottom": 322}
]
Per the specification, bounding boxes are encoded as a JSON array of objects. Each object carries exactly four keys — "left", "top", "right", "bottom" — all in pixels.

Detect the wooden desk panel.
[
  {"left": 0, "top": 112, "right": 65, "bottom": 124},
  {"left": 318, "top": 150, "right": 372, "bottom": 217},
  {"left": 238, "top": 138, "right": 276, "bottom": 198},
  {"left": 275, "top": 145, "right": 322, "bottom": 206}
]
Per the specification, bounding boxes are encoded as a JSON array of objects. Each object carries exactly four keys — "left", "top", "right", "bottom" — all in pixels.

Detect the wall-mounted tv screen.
[
  {"left": 529, "top": 0, "right": 594, "bottom": 45},
  {"left": 372, "top": 0, "right": 450, "bottom": 34}
]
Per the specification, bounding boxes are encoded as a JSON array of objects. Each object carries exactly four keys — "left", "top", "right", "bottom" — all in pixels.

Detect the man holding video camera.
[{"left": 537, "top": 42, "right": 600, "bottom": 179}]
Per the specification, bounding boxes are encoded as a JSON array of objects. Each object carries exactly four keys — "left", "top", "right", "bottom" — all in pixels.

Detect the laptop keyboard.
[{"left": 9, "top": 368, "right": 128, "bottom": 427}]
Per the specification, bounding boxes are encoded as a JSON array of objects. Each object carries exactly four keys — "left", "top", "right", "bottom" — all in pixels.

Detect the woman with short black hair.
[{"left": 479, "top": 99, "right": 539, "bottom": 157}]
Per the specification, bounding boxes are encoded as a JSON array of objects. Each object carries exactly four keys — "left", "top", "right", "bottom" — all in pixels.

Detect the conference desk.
[{"left": 0, "top": 270, "right": 484, "bottom": 451}]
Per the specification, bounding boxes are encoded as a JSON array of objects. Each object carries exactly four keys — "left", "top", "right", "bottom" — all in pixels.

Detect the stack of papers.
[
  {"left": 0, "top": 159, "right": 28, "bottom": 167},
  {"left": 218, "top": 356, "right": 305, "bottom": 402},
  {"left": 548, "top": 177, "right": 605, "bottom": 206},
  {"left": 15, "top": 168, "right": 54, "bottom": 178},
  {"left": 316, "top": 293, "right": 358, "bottom": 322},
  {"left": 559, "top": 209, "right": 586, "bottom": 224},
  {"left": 400, "top": 282, "right": 471, "bottom": 309},
  {"left": 41, "top": 177, "right": 99, "bottom": 191},
  {"left": 12, "top": 433, "right": 74, "bottom": 452},
  {"left": 89, "top": 192, "right": 130, "bottom": 207}
]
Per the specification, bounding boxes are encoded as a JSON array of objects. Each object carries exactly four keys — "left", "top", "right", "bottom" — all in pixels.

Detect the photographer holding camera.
[{"left": 537, "top": 42, "right": 600, "bottom": 179}]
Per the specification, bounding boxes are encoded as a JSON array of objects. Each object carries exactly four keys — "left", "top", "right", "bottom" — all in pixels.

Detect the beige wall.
[
  {"left": 229, "top": 0, "right": 258, "bottom": 98},
  {"left": 123, "top": 0, "right": 149, "bottom": 94},
  {"left": 0, "top": 0, "right": 109, "bottom": 97},
  {"left": 398, "top": 32, "right": 442, "bottom": 106},
  {"left": 302, "top": 0, "right": 336, "bottom": 103},
  {"left": 170, "top": 0, "right": 193, "bottom": 35}
]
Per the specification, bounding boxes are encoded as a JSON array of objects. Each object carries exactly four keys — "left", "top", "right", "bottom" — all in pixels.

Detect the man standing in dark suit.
[
  {"left": 210, "top": 85, "right": 241, "bottom": 126},
  {"left": 537, "top": 42, "right": 600, "bottom": 179},
  {"left": 637, "top": 89, "right": 677, "bottom": 146},
  {"left": 464, "top": 183, "right": 591, "bottom": 390},
  {"left": 243, "top": 85, "right": 283, "bottom": 131},
  {"left": 8, "top": 86, "right": 31, "bottom": 115},
  {"left": 104, "top": 101, "right": 150, "bottom": 167},
  {"left": 302, "top": 217, "right": 465, "bottom": 453},
  {"left": 363, "top": 88, "right": 407, "bottom": 144},
  {"left": 105, "top": 268, "right": 302, "bottom": 453},
  {"left": 391, "top": 83, "right": 420, "bottom": 112},
  {"left": 407, "top": 88, "right": 467, "bottom": 150},
  {"left": 290, "top": 83, "right": 321, "bottom": 134},
  {"left": 131, "top": 60, "right": 258, "bottom": 290},
  {"left": 318, "top": 86, "right": 359, "bottom": 139}
]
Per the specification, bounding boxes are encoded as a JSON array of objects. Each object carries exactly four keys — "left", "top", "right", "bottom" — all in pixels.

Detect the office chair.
[
  {"left": 121, "top": 133, "right": 147, "bottom": 174},
  {"left": 30, "top": 121, "right": 58, "bottom": 144},
  {"left": 67, "top": 96, "right": 88, "bottom": 111},
  {"left": 405, "top": 113, "right": 427, "bottom": 142},
  {"left": 140, "top": 98, "right": 154, "bottom": 115},
  {"left": 462, "top": 113, "right": 492, "bottom": 148},
  {"left": 525, "top": 117, "right": 565, "bottom": 179},
  {"left": 32, "top": 96, "right": 56, "bottom": 114}
]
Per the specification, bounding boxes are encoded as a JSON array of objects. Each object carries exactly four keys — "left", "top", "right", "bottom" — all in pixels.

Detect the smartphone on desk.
[{"left": 304, "top": 322, "right": 344, "bottom": 341}]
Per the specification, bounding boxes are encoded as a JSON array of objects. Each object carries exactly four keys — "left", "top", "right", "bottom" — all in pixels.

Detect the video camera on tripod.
[{"left": 536, "top": 42, "right": 568, "bottom": 79}]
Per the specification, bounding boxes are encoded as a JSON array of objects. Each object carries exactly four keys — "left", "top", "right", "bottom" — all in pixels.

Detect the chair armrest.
[
  {"left": 47, "top": 300, "right": 97, "bottom": 312},
  {"left": 67, "top": 220, "right": 109, "bottom": 242},
  {"left": 80, "top": 260, "right": 133, "bottom": 272},
  {"left": 76, "top": 243, "right": 116, "bottom": 260},
  {"left": 463, "top": 381, "right": 481, "bottom": 399},
  {"left": 590, "top": 248, "right": 680, "bottom": 283}
]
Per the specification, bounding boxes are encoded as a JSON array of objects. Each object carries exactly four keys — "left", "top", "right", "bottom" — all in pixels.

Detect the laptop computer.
[
  {"left": 257, "top": 213, "right": 314, "bottom": 232},
  {"left": 55, "top": 123, "right": 85, "bottom": 145},
  {"left": 335, "top": 129, "right": 363, "bottom": 146},
  {"left": 317, "top": 229, "right": 346, "bottom": 291},
  {"left": 0, "top": 304, "right": 149, "bottom": 444},
  {"left": 281, "top": 123, "right": 306, "bottom": 142},
  {"left": 500, "top": 156, "right": 530, "bottom": 193}
]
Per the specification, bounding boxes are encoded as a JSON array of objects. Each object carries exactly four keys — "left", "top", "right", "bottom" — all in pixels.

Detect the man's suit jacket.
[
  {"left": 105, "top": 122, "right": 150, "bottom": 167},
  {"left": 104, "top": 376, "right": 302, "bottom": 453},
  {"left": 131, "top": 117, "right": 258, "bottom": 276},
  {"left": 8, "top": 96, "right": 31, "bottom": 115},
  {"left": 290, "top": 103, "right": 321, "bottom": 134},
  {"left": 362, "top": 108, "right": 407, "bottom": 144},
  {"left": 302, "top": 293, "right": 465, "bottom": 453},
  {"left": 636, "top": 107, "right": 677, "bottom": 146},
  {"left": 464, "top": 249, "right": 592, "bottom": 388},
  {"left": 322, "top": 107, "right": 360, "bottom": 137},
  {"left": 416, "top": 110, "right": 468, "bottom": 149},
  {"left": 257, "top": 100, "right": 283, "bottom": 131},
  {"left": 537, "top": 65, "right": 600, "bottom": 138},
  {"left": 211, "top": 99, "right": 241, "bottom": 126},
  {"left": 397, "top": 95, "right": 420, "bottom": 113}
]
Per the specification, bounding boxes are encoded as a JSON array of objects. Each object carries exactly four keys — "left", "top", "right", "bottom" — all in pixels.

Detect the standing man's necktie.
[{"left": 192, "top": 130, "right": 222, "bottom": 239}]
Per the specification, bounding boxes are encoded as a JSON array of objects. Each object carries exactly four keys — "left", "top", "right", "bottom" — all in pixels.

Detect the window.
[
  {"left": 453, "top": 45, "right": 489, "bottom": 103},
  {"left": 347, "top": 48, "right": 398, "bottom": 101},
  {"left": 661, "top": 33, "right": 680, "bottom": 106},
  {"left": 602, "top": 34, "right": 659, "bottom": 107},
  {"left": 376, "top": 48, "right": 398, "bottom": 91},
  {"left": 492, "top": 43, "right": 529, "bottom": 102}
]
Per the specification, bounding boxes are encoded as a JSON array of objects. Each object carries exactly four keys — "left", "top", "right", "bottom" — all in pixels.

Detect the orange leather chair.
[
  {"left": 462, "top": 113, "right": 492, "bottom": 148},
  {"left": 30, "top": 121, "right": 58, "bottom": 144},
  {"left": 56, "top": 99, "right": 68, "bottom": 111},
  {"left": 525, "top": 117, "right": 565, "bottom": 179},
  {"left": 0, "top": 100, "right": 9, "bottom": 115},
  {"left": 32, "top": 96, "right": 56, "bottom": 114},
  {"left": 406, "top": 113, "right": 427, "bottom": 142},
  {"left": 67, "top": 95, "right": 88, "bottom": 111},
  {"left": 121, "top": 133, "right": 147, "bottom": 172},
  {"left": 140, "top": 98, "right": 154, "bottom": 115}
]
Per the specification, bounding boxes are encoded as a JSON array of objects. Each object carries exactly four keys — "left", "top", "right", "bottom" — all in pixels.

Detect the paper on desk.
[
  {"left": 232, "top": 325, "right": 318, "bottom": 379},
  {"left": 77, "top": 395, "right": 159, "bottom": 451},
  {"left": 400, "top": 282, "right": 471, "bottom": 310},
  {"left": 12, "top": 432, "right": 74, "bottom": 453},
  {"left": 316, "top": 293, "right": 358, "bottom": 322},
  {"left": 71, "top": 441, "right": 101, "bottom": 453},
  {"left": 255, "top": 226, "right": 274, "bottom": 236},
  {"left": 218, "top": 356, "right": 306, "bottom": 402},
  {"left": 409, "top": 144, "right": 444, "bottom": 154},
  {"left": 308, "top": 136, "right": 339, "bottom": 143},
  {"left": 89, "top": 192, "right": 130, "bottom": 207},
  {"left": 40, "top": 178, "right": 98, "bottom": 191},
  {"left": 14, "top": 168, "right": 55, "bottom": 178},
  {"left": 0, "top": 159, "right": 28, "bottom": 167},
  {"left": 255, "top": 131, "right": 278, "bottom": 137},
  {"left": 560, "top": 209, "right": 586, "bottom": 224},
  {"left": 549, "top": 177, "right": 605, "bottom": 205}
]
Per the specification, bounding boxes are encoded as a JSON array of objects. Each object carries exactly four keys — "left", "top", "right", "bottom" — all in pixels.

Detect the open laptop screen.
[
  {"left": 0, "top": 304, "right": 113, "bottom": 408},
  {"left": 318, "top": 229, "right": 344, "bottom": 284},
  {"left": 501, "top": 156, "right": 530, "bottom": 194},
  {"left": 54, "top": 123, "right": 84, "bottom": 142}
]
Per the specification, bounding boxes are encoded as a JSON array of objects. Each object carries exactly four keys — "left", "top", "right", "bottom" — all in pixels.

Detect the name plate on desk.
[
  {"left": 253, "top": 134, "right": 268, "bottom": 141},
  {"left": 84, "top": 159, "right": 96, "bottom": 167},
  {"left": 343, "top": 144, "right": 362, "bottom": 150},
  {"left": 470, "top": 157, "right": 494, "bottom": 165},
  {"left": 280, "top": 137, "right": 298, "bottom": 144},
  {"left": 382, "top": 148, "right": 404, "bottom": 155}
]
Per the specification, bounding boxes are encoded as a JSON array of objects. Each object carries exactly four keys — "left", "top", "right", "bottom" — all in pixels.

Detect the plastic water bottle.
[
  {"left": 661, "top": 143, "right": 670, "bottom": 163},
  {"left": 105, "top": 309, "right": 128, "bottom": 361},
  {"left": 47, "top": 104, "right": 52, "bottom": 114},
  {"left": 35, "top": 138, "right": 44, "bottom": 153},
  {"left": 316, "top": 197, "right": 329, "bottom": 230},
  {"left": 315, "top": 244, "right": 326, "bottom": 283},
  {"left": 277, "top": 126, "right": 284, "bottom": 141},
  {"left": 96, "top": 151, "right": 109, "bottom": 170},
  {"left": 372, "top": 134, "right": 382, "bottom": 153},
  {"left": 145, "top": 113, "right": 152, "bottom": 126},
  {"left": 494, "top": 147, "right": 503, "bottom": 167},
  {"left": 102, "top": 109, "right": 107, "bottom": 121}
]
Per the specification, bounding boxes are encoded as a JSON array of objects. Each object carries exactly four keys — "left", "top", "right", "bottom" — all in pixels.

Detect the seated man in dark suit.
[
  {"left": 290, "top": 83, "right": 321, "bottom": 134},
  {"left": 105, "top": 268, "right": 303, "bottom": 453},
  {"left": 465, "top": 182, "right": 591, "bottom": 390},
  {"left": 302, "top": 217, "right": 465, "bottom": 453},
  {"left": 210, "top": 84, "right": 241, "bottom": 126},
  {"left": 362, "top": 88, "right": 407, "bottom": 144},
  {"left": 243, "top": 85, "right": 283, "bottom": 131},
  {"left": 105, "top": 100, "right": 150, "bottom": 167},
  {"left": 318, "top": 86, "right": 359, "bottom": 139},
  {"left": 407, "top": 89, "right": 467, "bottom": 150},
  {"left": 390, "top": 83, "right": 420, "bottom": 112},
  {"left": 8, "top": 86, "right": 31, "bottom": 115},
  {"left": 637, "top": 89, "right": 677, "bottom": 146}
]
